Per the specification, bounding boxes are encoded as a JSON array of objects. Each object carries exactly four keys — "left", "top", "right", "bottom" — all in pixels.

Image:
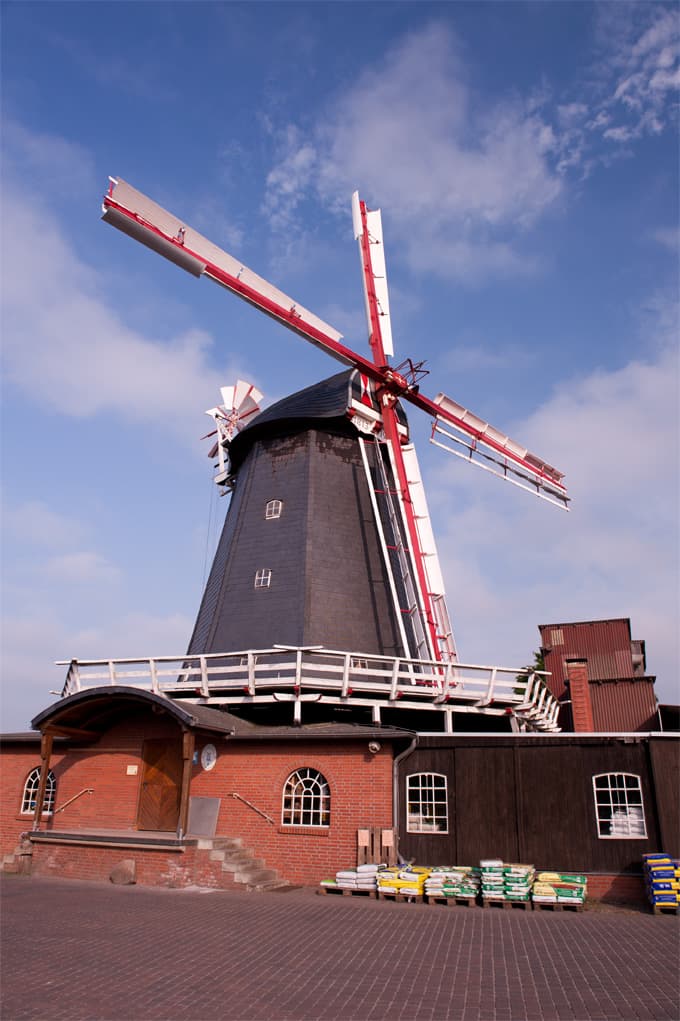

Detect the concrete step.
[
  {"left": 211, "top": 837, "right": 243, "bottom": 851},
  {"left": 196, "top": 836, "right": 242, "bottom": 852},
  {"left": 250, "top": 879, "right": 292, "bottom": 893},
  {"left": 221, "top": 853, "right": 261, "bottom": 873},
  {"left": 236, "top": 867, "right": 278, "bottom": 885},
  {"left": 210, "top": 846, "right": 255, "bottom": 864}
]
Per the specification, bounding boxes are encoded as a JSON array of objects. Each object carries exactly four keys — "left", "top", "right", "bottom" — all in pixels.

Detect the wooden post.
[
  {"left": 32, "top": 733, "right": 53, "bottom": 831},
  {"left": 177, "top": 730, "right": 195, "bottom": 838}
]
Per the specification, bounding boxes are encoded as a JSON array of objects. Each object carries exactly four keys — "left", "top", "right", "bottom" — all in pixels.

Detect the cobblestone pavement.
[{"left": 1, "top": 875, "right": 678, "bottom": 1021}]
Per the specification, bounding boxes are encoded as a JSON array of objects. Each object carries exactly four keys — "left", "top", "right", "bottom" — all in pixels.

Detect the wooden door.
[{"left": 137, "top": 739, "right": 183, "bottom": 831}]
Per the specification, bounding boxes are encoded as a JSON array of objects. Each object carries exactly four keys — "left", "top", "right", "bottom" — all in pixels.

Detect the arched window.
[
  {"left": 406, "top": 772, "right": 448, "bottom": 833},
  {"left": 592, "top": 773, "right": 647, "bottom": 838},
  {"left": 265, "top": 500, "right": 283, "bottom": 520},
  {"left": 282, "top": 768, "right": 330, "bottom": 827},
  {"left": 21, "top": 767, "right": 56, "bottom": 815},
  {"left": 254, "top": 568, "right": 272, "bottom": 589}
]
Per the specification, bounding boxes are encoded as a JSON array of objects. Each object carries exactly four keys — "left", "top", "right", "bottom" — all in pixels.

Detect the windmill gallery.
[{"left": 1, "top": 182, "right": 677, "bottom": 900}]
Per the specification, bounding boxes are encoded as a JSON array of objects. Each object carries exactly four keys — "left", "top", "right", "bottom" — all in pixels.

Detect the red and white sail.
[{"left": 102, "top": 176, "right": 570, "bottom": 664}]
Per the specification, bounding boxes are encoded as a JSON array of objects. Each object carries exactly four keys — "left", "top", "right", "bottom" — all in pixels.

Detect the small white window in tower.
[
  {"left": 550, "top": 628, "right": 564, "bottom": 646},
  {"left": 254, "top": 569, "right": 272, "bottom": 589},
  {"left": 265, "top": 500, "right": 283, "bottom": 520}
]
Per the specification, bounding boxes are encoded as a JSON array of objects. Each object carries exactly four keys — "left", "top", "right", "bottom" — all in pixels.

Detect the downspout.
[{"left": 392, "top": 734, "right": 418, "bottom": 863}]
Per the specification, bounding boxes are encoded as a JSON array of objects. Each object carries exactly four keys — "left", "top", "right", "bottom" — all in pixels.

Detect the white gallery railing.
[{"left": 56, "top": 646, "right": 560, "bottom": 731}]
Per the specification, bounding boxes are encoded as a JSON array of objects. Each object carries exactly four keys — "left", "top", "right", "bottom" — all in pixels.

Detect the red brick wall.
[
  {"left": 2, "top": 731, "right": 394, "bottom": 886},
  {"left": 566, "top": 660, "right": 595, "bottom": 732},
  {"left": 586, "top": 873, "right": 645, "bottom": 905},
  {"left": 191, "top": 738, "right": 394, "bottom": 884},
  {"left": 0, "top": 744, "right": 66, "bottom": 855},
  {"left": 0, "top": 712, "right": 178, "bottom": 857},
  {"left": 29, "top": 843, "right": 200, "bottom": 887}
]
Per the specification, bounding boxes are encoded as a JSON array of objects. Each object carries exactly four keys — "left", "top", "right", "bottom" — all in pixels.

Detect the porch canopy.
[{"left": 29, "top": 686, "right": 240, "bottom": 834}]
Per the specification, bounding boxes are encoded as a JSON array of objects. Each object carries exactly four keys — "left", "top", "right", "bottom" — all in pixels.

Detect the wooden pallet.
[
  {"left": 317, "top": 886, "right": 377, "bottom": 898},
  {"left": 652, "top": 903, "right": 679, "bottom": 916},
  {"left": 424, "top": 894, "right": 478, "bottom": 907},
  {"left": 377, "top": 890, "right": 422, "bottom": 903},
  {"left": 533, "top": 901, "right": 584, "bottom": 912},
  {"left": 481, "top": 898, "right": 513, "bottom": 909},
  {"left": 357, "top": 826, "right": 397, "bottom": 867}
]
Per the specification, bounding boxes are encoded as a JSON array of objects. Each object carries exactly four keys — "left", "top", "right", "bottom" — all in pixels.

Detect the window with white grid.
[
  {"left": 592, "top": 773, "right": 647, "bottom": 838},
  {"left": 282, "top": 768, "right": 330, "bottom": 827},
  {"left": 254, "top": 568, "right": 271, "bottom": 589},
  {"left": 406, "top": 773, "right": 448, "bottom": 833},
  {"left": 265, "top": 500, "right": 283, "bottom": 520},
  {"left": 21, "top": 767, "right": 56, "bottom": 815}
]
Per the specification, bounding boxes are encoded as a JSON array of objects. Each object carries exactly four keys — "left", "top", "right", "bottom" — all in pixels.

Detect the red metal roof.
[
  {"left": 538, "top": 618, "right": 642, "bottom": 700},
  {"left": 589, "top": 678, "right": 659, "bottom": 732}
]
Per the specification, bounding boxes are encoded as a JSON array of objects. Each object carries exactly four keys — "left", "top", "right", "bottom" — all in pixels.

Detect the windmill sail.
[{"left": 428, "top": 392, "right": 569, "bottom": 510}]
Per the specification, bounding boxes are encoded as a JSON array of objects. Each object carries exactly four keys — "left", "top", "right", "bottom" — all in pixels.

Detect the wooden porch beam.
[
  {"left": 178, "top": 730, "right": 195, "bottom": 838},
  {"left": 32, "top": 733, "right": 53, "bottom": 831}
]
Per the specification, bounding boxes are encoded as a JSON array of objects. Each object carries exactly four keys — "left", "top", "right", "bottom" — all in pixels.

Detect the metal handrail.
[
  {"left": 54, "top": 788, "right": 94, "bottom": 814},
  {"left": 230, "top": 792, "right": 275, "bottom": 825}
]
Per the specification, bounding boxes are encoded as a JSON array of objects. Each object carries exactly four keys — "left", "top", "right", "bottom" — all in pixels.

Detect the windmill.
[{"left": 100, "top": 178, "right": 568, "bottom": 730}]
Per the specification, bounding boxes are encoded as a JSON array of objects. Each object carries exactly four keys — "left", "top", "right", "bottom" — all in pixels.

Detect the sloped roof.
[{"left": 29, "top": 687, "right": 412, "bottom": 744}]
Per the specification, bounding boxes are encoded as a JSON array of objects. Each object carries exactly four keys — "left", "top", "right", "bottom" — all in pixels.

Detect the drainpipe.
[{"left": 392, "top": 735, "right": 418, "bottom": 863}]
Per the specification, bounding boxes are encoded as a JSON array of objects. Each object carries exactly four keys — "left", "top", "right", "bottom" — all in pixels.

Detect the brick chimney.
[{"left": 566, "top": 659, "right": 595, "bottom": 732}]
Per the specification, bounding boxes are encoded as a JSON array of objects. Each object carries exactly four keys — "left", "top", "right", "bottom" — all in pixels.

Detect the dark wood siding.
[
  {"left": 515, "top": 745, "right": 589, "bottom": 868},
  {"left": 398, "top": 736, "right": 679, "bottom": 873},
  {"left": 649, "top": 738, "right": 680, "bottom": 857},
  {"left": 454, "top": 747, "right": 519, "bottom": 864}
]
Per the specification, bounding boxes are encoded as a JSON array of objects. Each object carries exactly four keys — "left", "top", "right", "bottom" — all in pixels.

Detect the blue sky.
[{"left": 1, "top": 2, "right": 678, "bottom": 730}]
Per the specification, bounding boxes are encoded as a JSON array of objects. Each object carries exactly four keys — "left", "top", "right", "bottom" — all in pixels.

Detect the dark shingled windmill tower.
[
  {"left": 188, "top": 369, "right": 416, "bottom": 660},
  {"left": 100, "top": 178, "right": 569, "bottom": 731}
]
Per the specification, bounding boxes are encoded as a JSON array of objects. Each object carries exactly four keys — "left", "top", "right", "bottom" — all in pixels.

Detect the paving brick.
[{"left": 1, "top": 875, "right": 678, "bottom": 1020}]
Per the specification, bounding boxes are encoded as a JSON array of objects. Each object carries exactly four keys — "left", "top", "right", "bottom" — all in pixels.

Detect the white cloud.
[
  {"left": 1, "top": 119, "right": 96, "bottom": 197},
  {"left": 1, "top": 184, "right": 231, "bottom": 440},
  {"left": 261, "top": 13, "right": 678, "bottom": 240},
  {"left": 263, "top": 23, "right": 562, "bottom": 281},
  {"left": 429, "top": 312, "right": 679, "bottom": 704},
  {"left": 45, "top": 551, "right": 121, "bottom": 584},
  {"left": 596, "top": 7, "right": 680, "bottom": 145},
  {"left": 2, "top": 501, "right": 86, "bottom": 549},
  {"left": 1, "top": 609, "right": 193, "bottom": 731},
  {"left": 651, "top": 226, "right": 680, "bottom": 251}
]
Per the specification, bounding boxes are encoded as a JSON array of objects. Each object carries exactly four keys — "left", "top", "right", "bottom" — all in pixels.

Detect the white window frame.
[
  {"left": 406, "top": 772, "right": 448, "bottom": 834},
  {"left": 592, "top": 772, "right": 647, "bottom": 839},
  {"left": 265, "top": 500, "right": 283, "bottom": 520},
  {"left": 254, "top": 568, "right": 272, "bottom": 589},
  {"left": 21, "top": 766, "right": 56, "bottom": 816},
  {"left": 281, "top": 768, "right": 330, "bottom": 828}
]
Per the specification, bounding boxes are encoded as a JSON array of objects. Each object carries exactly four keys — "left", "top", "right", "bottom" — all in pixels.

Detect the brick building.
[{"left": 2, "top": 378, "right": 678, "bottom": 901}]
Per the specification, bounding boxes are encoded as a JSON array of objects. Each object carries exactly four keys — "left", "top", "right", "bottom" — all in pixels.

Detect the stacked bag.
[
  {"left": 532, "top": 872, "right": 587, "bottom": 906},
  {"left": 424, "top": 866, "right": 481, "bottom": 900},
  {"left": 480, "top": 860, "right": 535, "bottom": 902},
  {"left": 319, "top": 863, "right": 384, "bottom": 893},
  {"left": 503, "top": 863, "right": 535, "bottom": 902},
  {"left": 480, "top": 859, "right": 506, "bottom": 901},
  {"left": 643, "top": 852, "right": 680, "bottom": 910},
  {"left": 377, "top": 865, "right": 430, "bottom": 898}
]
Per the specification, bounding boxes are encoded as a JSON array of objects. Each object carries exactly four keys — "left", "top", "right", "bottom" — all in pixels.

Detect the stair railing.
[
  {"left": 54, "top": 788, "right": 94, "bottom": 814},
  {"left": 230, "top": 792, "right": 275, "bottom": 825}
]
